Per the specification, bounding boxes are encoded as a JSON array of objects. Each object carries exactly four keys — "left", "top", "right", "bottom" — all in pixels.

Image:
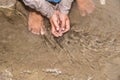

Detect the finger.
[
  {"left": 51, "top": 21, "right": 60, "bottom": 37},
  {"left": 53, "top": 20, "right": 63, "bottom": 36},
  {"left": 61, "top": 18, "right": 66, "bottom": 32},
  {"left": 52, "top": 24, "right": 63, "bottom": 37},
  {"left": 64, "top": 19, "right": 70, "bottom": 33},
  {"left": 31, "top": 28, "right": 40, "bottom": 35},
  {"left": 53, "top": 18, "right": 60, "bottom": 31},
  {"left": 31, "top": 30, "right": 40, "bottom": 35},
  {"left": 40, "top": 26, "right": 45, "bottom": 35},
  {"left": 52, "top": 28, "right": 60, "bottom": 37}
]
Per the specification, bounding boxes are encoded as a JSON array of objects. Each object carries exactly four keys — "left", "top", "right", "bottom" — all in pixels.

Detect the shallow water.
[{"left": 0, "top": 0, "right": 120, "bottom": 80}]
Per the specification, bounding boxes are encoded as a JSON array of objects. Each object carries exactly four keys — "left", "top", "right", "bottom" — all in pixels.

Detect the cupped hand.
[
  {"left": 58, "top": 13, "right": 70, "bottom": 34},
  {"left": 50, "top": 11, "right": 63, "bottom": 37}
]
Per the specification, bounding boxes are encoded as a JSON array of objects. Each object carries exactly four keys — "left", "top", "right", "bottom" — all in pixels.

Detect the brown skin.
[
  {"left": 28, "top": 11, "right": 45, "bottom": 35},
  {"left": 28, "top": 0, "right": 95, "bottom": 37}
]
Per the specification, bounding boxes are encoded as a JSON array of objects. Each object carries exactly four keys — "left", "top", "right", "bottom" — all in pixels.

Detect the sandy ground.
[{"left": 0, "top": 0, "right": 120, "bottom": 80}]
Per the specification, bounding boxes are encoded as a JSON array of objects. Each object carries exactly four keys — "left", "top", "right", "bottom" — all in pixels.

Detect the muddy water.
[
  {"left": 0, "top": 0, "right": 120, "bottom": 80},
  {"left": 0, "top": 0, "right": 16, "bottom": 8}
]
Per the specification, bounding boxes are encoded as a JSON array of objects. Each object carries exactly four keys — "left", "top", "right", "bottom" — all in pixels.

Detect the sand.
[{"left": 0, "top": 0, "right": 120, "bottom": 80}]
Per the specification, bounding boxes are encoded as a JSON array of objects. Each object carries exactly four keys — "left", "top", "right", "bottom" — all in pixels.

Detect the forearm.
[
  {"left": 23, "top": 0, "right": 55, "bottom": 18},
  {"left": 58, "top": 0, "right": 74, "bottom": 14}
]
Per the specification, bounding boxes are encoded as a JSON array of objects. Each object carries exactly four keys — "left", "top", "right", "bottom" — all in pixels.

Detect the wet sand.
[{"left": 0, "top": 0, "right": 120, "bottom": 80}]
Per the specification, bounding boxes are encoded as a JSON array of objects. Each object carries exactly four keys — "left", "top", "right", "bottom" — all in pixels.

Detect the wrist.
[{"left": 47, "top": 9, "right": 56, "bottom": 19}]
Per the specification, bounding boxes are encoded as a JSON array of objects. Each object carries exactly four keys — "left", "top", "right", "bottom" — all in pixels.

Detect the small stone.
[{"left": 43, "top": 68, "right": 62, "bottom": 75}]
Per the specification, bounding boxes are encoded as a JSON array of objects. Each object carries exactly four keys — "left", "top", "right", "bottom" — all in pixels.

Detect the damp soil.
[{"left": 0, "top": 0, "right": 120, "bottom": 80}]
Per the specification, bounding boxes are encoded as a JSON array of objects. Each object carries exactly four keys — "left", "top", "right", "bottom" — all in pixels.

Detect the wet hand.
[
  {"left": 50, "top": 11, "right": 63, "bottom": 37},
  {"left": 58, "top": 13, "right": 70, "bottom": 34}
]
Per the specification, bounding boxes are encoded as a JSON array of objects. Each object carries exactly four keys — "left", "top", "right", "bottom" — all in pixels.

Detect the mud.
[
  {"left": 0, "top": 0, "right": 120, "bottom": 80},
  {"left": 0, "top": 0, "right": 16, "bottom": 8}
]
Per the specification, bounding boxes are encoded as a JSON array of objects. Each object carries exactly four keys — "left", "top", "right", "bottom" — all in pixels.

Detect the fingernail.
[
  {"left": 62, "top": 28, "right": 65, "bottom": 31},
  {"left": 56, "top": 27, "right": 59, "bottom": 31}
]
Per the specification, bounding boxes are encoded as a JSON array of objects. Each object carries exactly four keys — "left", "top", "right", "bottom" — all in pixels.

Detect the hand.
[
  {"left": 50, "top": 11, "right": 63, "bottom": 37},
  {"left": 59, "top": 13, "right": 70, "bottom": 34},
  {"left": 77, "top": 0, "right": 95, "bottom": 16}
]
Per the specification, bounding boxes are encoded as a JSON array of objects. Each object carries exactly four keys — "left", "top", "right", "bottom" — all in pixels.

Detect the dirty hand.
[
  {"left": 77, "top": 0, "right": 95, "bottom": 16},
  {"left": 58, "top": 13, "right": 70, "bottom": 34},
  {"left": 50, "top": 11, "right": 63, "bottom": 37}
]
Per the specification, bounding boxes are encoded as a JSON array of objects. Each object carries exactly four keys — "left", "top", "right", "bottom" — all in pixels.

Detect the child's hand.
[
  {"left": 77, "top": 0, "right": 95, "bottom": 16},
  {"left": 50, "top": 11, "right": 63, "bottom": 37},
  {"left": 58, "top": 13, "right": 70, "bottom": 34},
  {"left": 50, "top": 11, "right": 70, "bottom": 37}
]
